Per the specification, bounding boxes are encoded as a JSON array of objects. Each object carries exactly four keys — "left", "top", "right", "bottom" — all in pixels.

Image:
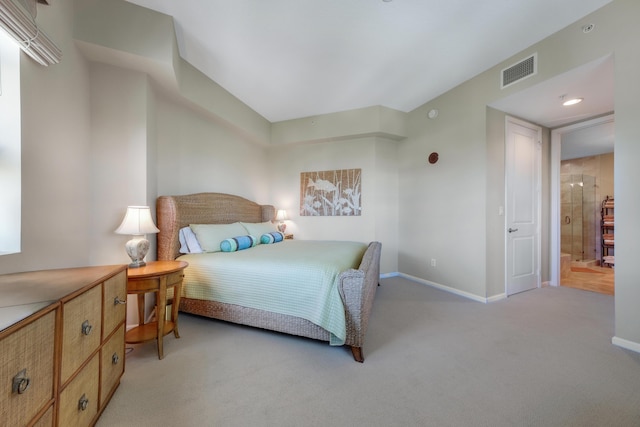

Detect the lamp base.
[
  {"left": 128, "top": 260, "right": 147, "bottom": 268},
  {"left": 277, "top": 222, "right": 286, "bottom": 233},
  {"left": 124, "top": 237, "right": 150, "bottom": 268}
]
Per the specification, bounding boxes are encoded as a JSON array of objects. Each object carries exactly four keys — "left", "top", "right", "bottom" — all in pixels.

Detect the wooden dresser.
[{"left": 0, "top": 265, "right": 127, "bottom": 427}]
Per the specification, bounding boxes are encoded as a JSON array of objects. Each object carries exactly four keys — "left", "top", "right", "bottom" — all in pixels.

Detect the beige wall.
[
  {"left": 601, "top": 153, "right": 614, "bottom": 199},
  {"left": 155, "top": 91, "right": 269, "bottom": 202},
  {"left": 89, "top": 63, "right": 154, "bottom": 266},
  {"left": 400, "top": 84, "right": 488, "bottom": 297},
  {"left": 267, "top": 136, "right": 399, "bottom": 273},
  {"left": 485, "top": 107, "right": 508, "bottom": 297}
]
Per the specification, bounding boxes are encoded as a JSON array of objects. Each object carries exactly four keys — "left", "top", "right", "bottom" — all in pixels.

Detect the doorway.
[{"left": 550, "top": 114, "right": 614, "bottom": 294}]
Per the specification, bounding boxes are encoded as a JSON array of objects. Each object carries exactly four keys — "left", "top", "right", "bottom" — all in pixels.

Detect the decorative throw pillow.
[
  {"left": 260, "top": 231, "right": 284, "bottom": 244},
  {"left": 240, "top": 221, "right": 279, "bottom": 244},
  {"left": 189, "top": 223, "right": 247, "bottom": 252},
  {"left": 220, "top": 235, "right": 257, "bottom": 252}
]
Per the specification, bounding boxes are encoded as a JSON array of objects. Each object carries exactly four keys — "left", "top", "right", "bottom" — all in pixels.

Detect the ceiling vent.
[{"left": 501, "top": 53, "right": 537, "bottom": 89}]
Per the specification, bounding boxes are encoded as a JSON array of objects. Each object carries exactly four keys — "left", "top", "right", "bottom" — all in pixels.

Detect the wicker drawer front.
[
  {"left": 58, "top": 354, "right": 99, "bottom": 427},
  {"left": 100, "top": 324, "right": 125, "bottom": 406},
  {"left": 61, "top": 285, "right": 102, "bottom": 384},
  {"left": 32, "top": 404, "right": 54, "bottom": 427},
  {"left": 103, "top": 270, "right": 127, "bottom": 336},
  {"left": 0, "top": 310, "right": 55, "bottom": 427}
]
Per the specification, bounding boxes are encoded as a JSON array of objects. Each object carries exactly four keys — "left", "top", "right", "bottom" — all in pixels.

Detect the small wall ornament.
[{"left": 428, "top": 152, "right": 439, "bottom": 164}]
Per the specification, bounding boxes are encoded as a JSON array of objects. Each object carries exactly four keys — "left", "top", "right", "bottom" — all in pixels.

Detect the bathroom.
[{"left": 560, "top": 152, "right": 614, "bottom": 291}]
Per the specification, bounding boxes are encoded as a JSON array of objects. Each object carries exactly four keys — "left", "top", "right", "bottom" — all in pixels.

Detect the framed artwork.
[{"left": 300, "top": 169, "right": 361, "bottom": 216}]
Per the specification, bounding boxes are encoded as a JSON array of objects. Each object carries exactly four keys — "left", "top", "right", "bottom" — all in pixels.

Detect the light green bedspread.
[{"left": 178, "top": 240, "right": 367, "bottom": 345}]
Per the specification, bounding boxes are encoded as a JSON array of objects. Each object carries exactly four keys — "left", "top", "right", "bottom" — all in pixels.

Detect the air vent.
[{"left": 501, "top": 53, "right": 537, "bottom": 89}]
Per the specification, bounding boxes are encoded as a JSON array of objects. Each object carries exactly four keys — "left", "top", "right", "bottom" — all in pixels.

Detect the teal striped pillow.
[
  {"left": 220, "top": 235, "right": 257, "bottom": 252},
  {"left": 260, "top": 231, "right": 284, "bottom": 244}
]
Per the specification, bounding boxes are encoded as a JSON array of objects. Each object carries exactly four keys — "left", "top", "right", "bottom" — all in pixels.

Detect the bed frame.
[{"left": 156, "top": 192, "right": 381, "bottom": 362}]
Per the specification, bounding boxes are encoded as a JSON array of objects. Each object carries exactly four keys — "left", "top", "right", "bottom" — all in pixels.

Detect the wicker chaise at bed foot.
[{"left": 156, "top": 192, "right": 382, "bottom": 362}]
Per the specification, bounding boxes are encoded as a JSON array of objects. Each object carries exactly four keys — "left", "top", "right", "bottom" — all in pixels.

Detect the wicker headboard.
[{"left": 156, "top": 192, "right": 276, "bottom": 260}]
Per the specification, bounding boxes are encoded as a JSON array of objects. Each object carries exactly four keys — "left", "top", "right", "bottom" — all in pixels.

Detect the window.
[
  {"left": 0, "top": 0, "right": 61, "bottom": 67},
  {"left": 0, "top": 28, "right": 21, "bottom": 254}
]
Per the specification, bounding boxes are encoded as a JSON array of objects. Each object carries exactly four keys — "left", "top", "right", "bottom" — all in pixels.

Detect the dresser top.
[{"left": 0, "top": 265, "right": 127, "bottom": 331}]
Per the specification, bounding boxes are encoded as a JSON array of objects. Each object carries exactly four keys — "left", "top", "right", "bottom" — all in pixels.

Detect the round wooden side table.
[{"left": 125, "top": 260, "right": 188, "bottom": 359}]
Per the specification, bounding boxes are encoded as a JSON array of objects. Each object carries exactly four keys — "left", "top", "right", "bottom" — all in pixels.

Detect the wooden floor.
[{"left": 561, "top": 265, "right": 614, "bottom": 295}]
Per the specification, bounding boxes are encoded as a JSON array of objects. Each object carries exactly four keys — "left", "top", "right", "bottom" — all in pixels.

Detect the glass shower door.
[{"left": 561, "top": 174, "right": 596, "bottom": 262}]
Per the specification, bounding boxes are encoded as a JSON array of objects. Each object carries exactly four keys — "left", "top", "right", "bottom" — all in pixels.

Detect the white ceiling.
[
  {"left": 561, "top": 119, "right": 615, "bottom": 160},
  {"left": 125, "top": 0, "right": 612, "bottom": 123}
]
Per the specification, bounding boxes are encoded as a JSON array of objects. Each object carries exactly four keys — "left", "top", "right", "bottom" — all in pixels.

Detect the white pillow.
[
  {"left": 179, "top": 227, "right": 203, "bottom": 254},
  {"left": 178, "top": 228, "right": 189, "bottom": 253},
  {"left": 240, "top": 221, "right": 278, "bottom": 244},
  {"left": 189, "top": 223, "right": 247, "bottom": 252}
]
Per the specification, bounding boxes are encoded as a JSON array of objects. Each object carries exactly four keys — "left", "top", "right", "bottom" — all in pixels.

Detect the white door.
[{"left": 506, "top": 117, "right": 541, "bottom": 295}]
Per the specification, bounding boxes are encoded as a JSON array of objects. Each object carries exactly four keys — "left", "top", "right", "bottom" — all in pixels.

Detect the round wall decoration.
[{"left": 428, "top": 152, "right": 439, "bottom": 164}]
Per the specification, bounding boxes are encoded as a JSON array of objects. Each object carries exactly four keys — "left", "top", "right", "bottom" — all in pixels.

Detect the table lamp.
[
  {"left": 275, "top": 209, "right": 288, "bottom": 233},
  {"left": 115, "top": 206, "right": 160, "bottom": 268}
]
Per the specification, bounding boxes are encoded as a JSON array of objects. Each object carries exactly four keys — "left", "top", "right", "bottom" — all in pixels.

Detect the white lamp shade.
[{"left": 115, "top": 206, "right": 160, "bottom": 235}]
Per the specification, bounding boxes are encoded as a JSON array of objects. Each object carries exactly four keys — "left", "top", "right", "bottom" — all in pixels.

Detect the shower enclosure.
[{"left": 561, "top": 174, "right": 597, "bottom": 262}]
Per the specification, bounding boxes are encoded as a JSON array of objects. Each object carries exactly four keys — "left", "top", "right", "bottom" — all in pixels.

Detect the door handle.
[{"left": 508, "top": 228, "right": 519, "bottom": 233}]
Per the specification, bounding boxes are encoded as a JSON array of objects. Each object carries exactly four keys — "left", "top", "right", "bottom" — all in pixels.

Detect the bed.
[{"left": 156, "top": 192, "right": 382, "bottom": 362}]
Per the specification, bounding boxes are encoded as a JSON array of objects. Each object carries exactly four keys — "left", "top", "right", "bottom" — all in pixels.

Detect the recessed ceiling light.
[{"left": 563, "top": 97, "right": 584, "bottom": 106}]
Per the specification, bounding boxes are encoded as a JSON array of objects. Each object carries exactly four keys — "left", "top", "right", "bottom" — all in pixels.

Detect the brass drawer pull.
[
  {"left": 78, "top": 393, "right": 89, "bottom": 411},
  {"left": 112, "top": 352, "right": 120, "bottom": 365},
  {"left": 81, "top": 320, "right": 93, "bottom": 336},
  {"left": 12, "top": 369, "right": 30, "bottom": 394},
  {"left": 113, "top": 296, "right": 126, "bottom": 306}
]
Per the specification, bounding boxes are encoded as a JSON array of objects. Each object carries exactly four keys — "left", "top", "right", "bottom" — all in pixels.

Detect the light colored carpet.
[{"left": 97, "top": 277, "right": 640, "bottom": 426}]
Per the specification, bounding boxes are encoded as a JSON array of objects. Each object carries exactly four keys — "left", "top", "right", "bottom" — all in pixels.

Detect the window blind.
[{"left": 0, "top": 0, "right": 60, "bottom": 66}]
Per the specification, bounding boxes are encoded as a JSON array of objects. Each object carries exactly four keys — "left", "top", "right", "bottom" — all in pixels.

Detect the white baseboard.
[
  {"left": 396, "top": 273, "right": 505, "bottom": 304},
  {"left": 612, "top": 336, "right": 640, "bottom": 354},
  {"left": 486, "top": 293, "right": 507, "bottom": 303}
]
